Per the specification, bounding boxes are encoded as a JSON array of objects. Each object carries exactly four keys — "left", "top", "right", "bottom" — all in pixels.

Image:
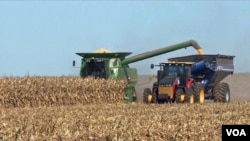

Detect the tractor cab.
[
  {"left": 148, "top": 61, "right": 193, "bottom": 103},
  {"left": 154, "top": 62, "right": 193, "bottom": 87}
]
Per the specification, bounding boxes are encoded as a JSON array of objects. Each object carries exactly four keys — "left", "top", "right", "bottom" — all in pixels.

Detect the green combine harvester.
[{"left": 73, "top": 40, "right": 205, "bottom": 103}]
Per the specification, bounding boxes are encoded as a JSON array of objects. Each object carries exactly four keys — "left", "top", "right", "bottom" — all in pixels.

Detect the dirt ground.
[{"left": 136, "top": 73, "right": 250, "bottom": 102}]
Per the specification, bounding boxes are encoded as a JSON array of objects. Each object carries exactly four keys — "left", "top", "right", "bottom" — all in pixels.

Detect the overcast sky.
[{"left": 0, "top": 1, "right": 249, "bottom": 76}]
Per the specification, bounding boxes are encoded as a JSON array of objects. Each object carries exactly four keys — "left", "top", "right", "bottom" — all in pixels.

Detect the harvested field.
[{"left": 0, "top": 102, "right": 250, "bottom": 140}]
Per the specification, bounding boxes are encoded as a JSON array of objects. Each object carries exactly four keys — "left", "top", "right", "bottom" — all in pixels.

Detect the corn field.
[
  {"left": 0, "top": 77, "right": 125, "bottom": 108},
  {"left": 0, "top": 77, "right": 249, "bottom": 140}
]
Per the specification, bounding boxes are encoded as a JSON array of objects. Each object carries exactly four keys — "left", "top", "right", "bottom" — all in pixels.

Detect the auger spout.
[{"left": 121, "top": 40, "right": 204, "bottom": 65}]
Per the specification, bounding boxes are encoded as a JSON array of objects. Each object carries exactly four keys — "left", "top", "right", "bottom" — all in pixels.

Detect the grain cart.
[
  {"left": 73, "top": 40, "right": 204, "bottom": 103},
  {"left": 144, "top": 54, "right": 235, "bottom": 104}
]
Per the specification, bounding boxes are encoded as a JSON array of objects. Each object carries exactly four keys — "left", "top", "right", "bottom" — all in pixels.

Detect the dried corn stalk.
[{"left": 0, "top": 76, "right": 126, "bottom": 108}]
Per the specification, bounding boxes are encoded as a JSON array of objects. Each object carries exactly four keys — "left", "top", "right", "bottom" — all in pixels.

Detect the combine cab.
[{"left": 144, "top": 54, "right": 235, "bottom": 104}]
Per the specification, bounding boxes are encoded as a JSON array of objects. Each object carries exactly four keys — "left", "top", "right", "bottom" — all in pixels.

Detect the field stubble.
[{"left": 1, "top": 103, "right": 250, "bottom": 141}]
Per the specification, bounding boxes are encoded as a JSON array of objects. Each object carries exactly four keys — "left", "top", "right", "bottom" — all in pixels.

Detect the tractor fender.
[
  {"left": 175, "top": 86, "right": 185, "bottom": 94},
  {"left": 186, "top": 77, "right": 194, "bottom": 88}
]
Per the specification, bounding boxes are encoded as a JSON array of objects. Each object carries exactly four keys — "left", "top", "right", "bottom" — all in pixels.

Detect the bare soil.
[{"left": 136, "top": 73, "right": 250, "bottom": 102}]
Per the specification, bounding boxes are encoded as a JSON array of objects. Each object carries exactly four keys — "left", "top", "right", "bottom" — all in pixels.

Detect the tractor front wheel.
[
  {"left": 214, "top": 83, "right": 230, "bottom": 102},
  {"left": 143, "top": 88, "right": 152, "bottom": 103}
]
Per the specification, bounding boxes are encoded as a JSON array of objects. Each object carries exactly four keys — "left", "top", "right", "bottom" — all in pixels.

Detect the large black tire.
[
  {"left": 151, "top": 88, "right": 158, "bottom": 103},
  {"left": 175, "top": 88, "right": 185, "bottom": 103},
  {"left": 214, "top": 83, "right": 230, "bottom": 102},
  {"left": 193, "top": 82, "right": 205, "bottom": 104},
  {"left": 143, "top": 88, "right": 152, "bottom": 103},
  {"left": 185, "top": 89, "right": 194, "bottom": 104},
  {"left": 185, "top": 93, "right": 194, "bottom": 104}
]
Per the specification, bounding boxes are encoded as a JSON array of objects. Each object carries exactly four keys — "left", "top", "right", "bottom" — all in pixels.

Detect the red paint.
[
  {"left": 186, "top": 78, "right": 194, "bottom": 88},
  {"left": 172, "top": 80, "right": 178, "bottom": 98},
  {"left": 127, "top": 77, "right": 131, "bottom": 83}
]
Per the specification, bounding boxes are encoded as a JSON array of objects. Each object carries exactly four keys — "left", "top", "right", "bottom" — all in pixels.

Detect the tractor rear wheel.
[
  {"left": 185, "top": 91, "right": 194, "bottom": 104},
  {"left": 193, "top": 82, "right": 205, "bottom": 104},
  {"left": 175, "top": 88, "right": 185, "bottom": 103},
  {"left": 214, "top": 83, "right": 230, "bottom": 102},
  {"left": 143, "top": 88, "right": 152, "bottom": 103}
]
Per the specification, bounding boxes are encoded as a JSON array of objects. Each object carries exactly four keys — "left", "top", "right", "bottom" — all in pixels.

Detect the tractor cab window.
[
  {"left": 185, "top": 66, "right": 191, "bottom": 78},
  {"left": 164, "top": 64, "right": 185, "bottom": 85},
  {"left": 167, "top": 65, "right": 184, "bottom": 76}
]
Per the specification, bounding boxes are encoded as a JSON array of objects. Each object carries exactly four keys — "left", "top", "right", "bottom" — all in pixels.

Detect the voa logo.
[{"left": 226, "top": 129, "right": 246, "bottom": 136}]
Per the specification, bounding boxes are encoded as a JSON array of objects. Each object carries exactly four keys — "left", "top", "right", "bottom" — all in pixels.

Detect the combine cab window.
[{"left": 86, "top": 59, "right": 106, "bottom": 78}]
